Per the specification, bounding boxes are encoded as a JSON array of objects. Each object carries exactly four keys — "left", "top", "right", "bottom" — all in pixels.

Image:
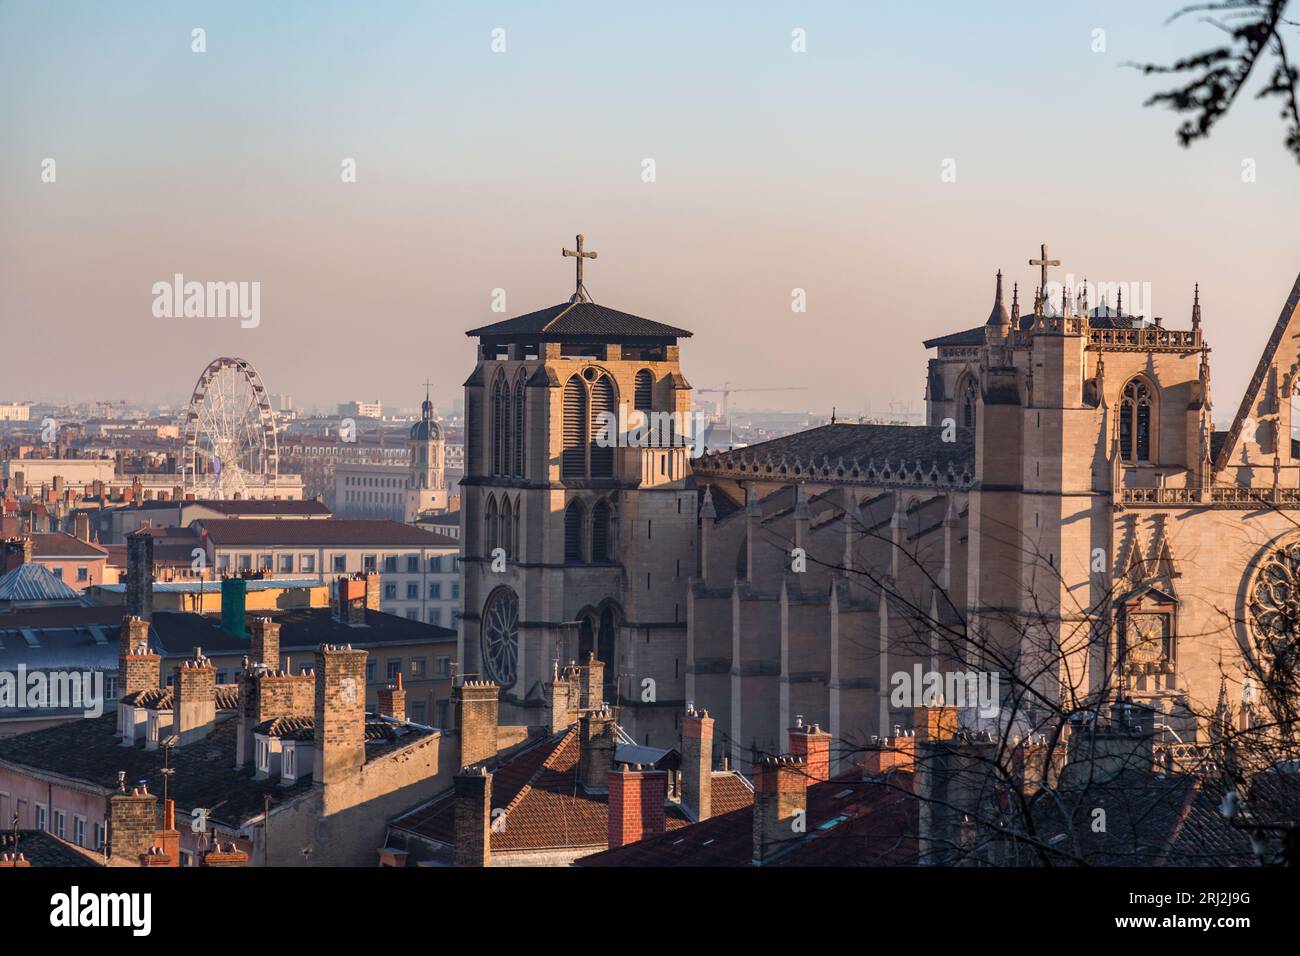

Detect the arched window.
[
  {"left": 500, "top": 380, "right": 512, "bottom": 478},
  {"left": 562, "top": 376, "right": 586, "bottom": 479},
  {"left": 591, "top": 499, "right": 611, "bottom": 562},
  {"left": 484, "top": 494, "right": 498, "bottom": 556},
  {"left": 513, "top": 381, "right": 525, "bottom": 477},
  {"left": 564, "top": 500, "right": 585, "bottom": 562},
  {"left": 959, "top": 377, "right": 978, "bottom": 430},
  {"left": 481, "top": 588, "right": 519, "bottom": 687},
  {"left": 589, "top": 375, "right": 616, "bottom": 478},
  {"left": 491, "top": 378, "right": 506, "bottom": 476},
  {"left": 597, "top": 605, "right": 618, "bottom": 697},
  {"left": 634, "top": 369, "right": 654, "bottom": 447},
  {"left": 512, "top": 496, "right": 520, "bottom": 558},
  {"left": 1120, "top": 378, "right": 1155, "bottom": 462},
  {"left": 500, "top": 496, "right": 513, "bottom": 558}
]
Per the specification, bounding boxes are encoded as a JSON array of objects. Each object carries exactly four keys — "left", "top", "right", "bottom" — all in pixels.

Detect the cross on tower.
[
  {"left": 1029, "top": 242, "right": 1060, "bottom": 296},
  {"left": 562, "top": 234, "right": 598, "bottom": 303}
]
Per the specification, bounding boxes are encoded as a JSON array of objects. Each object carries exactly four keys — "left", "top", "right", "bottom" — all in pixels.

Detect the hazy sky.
[{"left": 2, "top": 1, "right": 1297, "bottom": 420}]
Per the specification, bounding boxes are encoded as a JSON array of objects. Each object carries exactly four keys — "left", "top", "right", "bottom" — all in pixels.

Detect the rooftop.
[
  {"left": 0, "top": 562, "right": 83, "bottom": 603},
  {"left": 196, "top": 518, "right": 457, "bottom": 548},
  {"left": 465, "top": 300, "right": 692, "bottom": 342}
]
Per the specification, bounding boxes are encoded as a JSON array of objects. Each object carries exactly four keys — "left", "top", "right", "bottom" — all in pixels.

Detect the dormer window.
[
  {"left": 283, "top": 743, "right": 296, "bottom": 781},
  {"left": 257, "top": 738, "right": 270, "bottom": 774}
]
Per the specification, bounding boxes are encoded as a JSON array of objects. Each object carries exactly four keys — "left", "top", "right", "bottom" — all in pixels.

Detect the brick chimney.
[
  {"left": 174, "top": 650, "right": 217, "bottom": 746},
  {"left": 336, "top": 575, "right": 367, "bottom": 625},
  {"left": 108, "top": 786, "right": 158, "bottom": 862},
  {"left": 201, "top": 843, "right": 251, "bottom": 867},
  {"left": 363, "top": 571, "right": 381, "bottom": 611},
  {"left": 453, "top": 765, "right": 492, "bottom": 867},
  {"left": 125, "top": 530, "right": 154, "bottom": 621},
  {"left": 752, "top": 756, "right": 808, "bottom": 864},
  {"left": 578, "top": 707, "right": 617, "bottom": 793},
  {"left": 0, "top": 536, "right": 32, "bottom": 574},
  {"left": 578, "top": 652, "right": 604, "bottom": 710},
  {"left": 249, "top": 616, "right": 281, "bottom": 669},
  {"left": 608, "top": 763, "right": 668, "bottom": 848},
  {"left": 548, "top": 663, "right": 578, "bottom": 733},
  {"left": 377, "top": 672, "right": 406, "bottom": 719},
  {"left": 236, "top": 664, "right": 314, "bottom": 768},
  {"left": 146, "top": 798, "right": 181, "bottom": 868},
  {"left": 73, "top": 512, "right": 90, "bottom": 543},
  {"left": 788, "top": 717, "right": 832, "bottom": 783},
  {"left": 119, "top": 614, "right": 150, "bottom": 655},
  {"left": 454, "top": 680, "right": 499, "bottom": 769},
  {"left": 863, "top": 732, "right": 916, "bottom": 778},
  {"left": 915, "top": 705, "right": 958, "bottom": 742},
  {"left": 680, "top": 706, "right": 714, "bottom": 821},
  {"left": 313, "top": 644, "right": 368, "bottom": 785}
]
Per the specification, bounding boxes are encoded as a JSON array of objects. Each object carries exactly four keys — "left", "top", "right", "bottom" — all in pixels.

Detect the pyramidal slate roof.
[
  {"left": 466, "top": 300, "right": 692, "bottom": 340},
  {"left": 0, "top": 563, "right": 81, "bottom": 603}
]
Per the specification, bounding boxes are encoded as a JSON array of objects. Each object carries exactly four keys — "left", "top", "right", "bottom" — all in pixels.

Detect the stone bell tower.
[{"left": 459, "top": 235, "right": 697, "bottom": 747}]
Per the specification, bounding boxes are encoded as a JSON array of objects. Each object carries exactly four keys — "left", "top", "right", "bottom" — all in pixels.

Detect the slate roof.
[
  {"left": 0, "top": 563, "right": 81, "bottom": 603},
  {"left": 465, "top": 301, "right": 692, "bottom": 341},
  {"left": 197, "top": 518, "right": 457, "bottom": 548},
  {"left": 0, "top": 831, "right": 103, "bottom": 867},
  {"left": 144, "top": 607, "right": 458, "bottom": 657},
  {"left": 195, "top": 499, "right": 331, "bottom": 517},
  {"left": 0, "top": 713, "right": 315, "bottom": 828},
  {"left": 697, "top": 423, "right": 974, "bottom": 473},
  {"left": 577, "top": 772, "right": 918, "bottom": 867},
  {"left": 1028, "top": 770, "right": 1277, "bottom": 867},
  {"left": 390, "top": 726, "right": 735, "bottom": 854}
]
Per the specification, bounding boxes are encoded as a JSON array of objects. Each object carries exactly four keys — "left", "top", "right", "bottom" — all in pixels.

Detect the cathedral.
[{"left": 461, "top": 235, "right": 1300, "bottom": 772}]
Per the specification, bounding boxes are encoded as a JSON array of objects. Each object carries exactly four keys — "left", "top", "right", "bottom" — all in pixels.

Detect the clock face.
[{"left": 1126, "top": 613, "right": 1167, "bottom": 663}]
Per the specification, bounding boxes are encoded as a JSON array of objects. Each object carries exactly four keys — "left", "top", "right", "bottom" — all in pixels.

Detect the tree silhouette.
[{"left": 1134, "top": 1, "right": 1300, "bottom": 163}]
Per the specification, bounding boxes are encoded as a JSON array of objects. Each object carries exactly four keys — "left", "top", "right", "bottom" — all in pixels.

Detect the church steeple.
[
  {"left": 1192, "top": 283, "right": 1202, "bottom": 332},
  {"left": 986, "top": 270, "right": 1010, "bottom": 330}
]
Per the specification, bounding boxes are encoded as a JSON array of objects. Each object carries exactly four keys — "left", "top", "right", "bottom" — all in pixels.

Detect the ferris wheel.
[{"left": 181, "top": 357, "right": 278, "bottom": 499}]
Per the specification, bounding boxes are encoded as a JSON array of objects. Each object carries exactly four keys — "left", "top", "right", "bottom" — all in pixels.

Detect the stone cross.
[
  {"left": 563, "top": 234, "right": 598, "bottom": 302},
  {"left": 1029, "top": 242, "right": 1060, "bottom": 295}
]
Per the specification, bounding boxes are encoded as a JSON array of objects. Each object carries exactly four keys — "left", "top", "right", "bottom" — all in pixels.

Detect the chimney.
[
  {"left": 578, "top": 652, "right": 604, "bottom": 710},
  {"left": 378, "top": 672, "right": 406, "bottom": 719},
  {"left": 915, "top": 705, "right": 958, "bottom": 742},
  {"left": 752, "top": 756, "right": 808, "bottom": 864},
  {"left": 73, "top": 512, "right": 90, "bottom": 542},
  {"left": 0, "top": 536, "right": 32, "bottom": 575},
  {"left": 141, "top": 799, "right": 180, "bottom": 867},
  {"left": 455, "top": 680, "right": 499, "bottom": 768},
  {"left": 363, "top": 571, "right": 381, "bottom": 611},
  {"left": 201, "top": 842, "right": 251, "bottom": 867},
  {"left": 125, "top": 530, "right": 154, "bottom": 621},
  {"left": 336, "top": 575, "right": 367, "bottom": 625},
  {"left": 221, "top": 577, "right": 248, "bottom": 637},
  {"left": 453, "top": 765, "right": 492, "bottom": 867},
  {"left": 174, "top": 650, "right": 217, "bottom": 746},
  {"left": 863, "top": 732, "right": 916, "bottom": 778},
  {"left": 108, "top": 785, "right": 158, "bottom": 862},
  {"left": 249, "top": 616, "right": 280, "bottom": 669},
  {"left": 579, "top": 707, "right": 617, "bottom": 793},
  {"left": 788, "top": 717, "right": 832, "bottom": 783},
  {"left": 313, "top": 644, "right": 368, "bottom": 785},
  {"left": 236, "top": 663, "right": 315, "bottom": 768},
  {"left": 680, "top": 706, "right": 714, "bottom": 821},
  {"left": 608, "top": 763, "right": 668, "bottom": 848},
  {"left": 548, "top": 664, "right": 577, "bottom": 733}
]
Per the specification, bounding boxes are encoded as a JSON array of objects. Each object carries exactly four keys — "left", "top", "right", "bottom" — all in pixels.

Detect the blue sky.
[{"left": 2, "top": 1, "right": 1297, "bottom": 417}]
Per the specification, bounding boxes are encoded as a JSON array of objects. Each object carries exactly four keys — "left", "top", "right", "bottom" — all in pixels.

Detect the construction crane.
[{"left": 696, "top": 383, "right": 808, "bottom": 432}]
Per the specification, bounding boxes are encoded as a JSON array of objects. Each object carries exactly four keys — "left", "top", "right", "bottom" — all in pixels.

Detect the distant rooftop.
[
  {"left": 196, "top": 518, "right": 457, "bottom": 548},
  {"left": 466, "top": 300, "right": 691, "bottom": 342}
]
